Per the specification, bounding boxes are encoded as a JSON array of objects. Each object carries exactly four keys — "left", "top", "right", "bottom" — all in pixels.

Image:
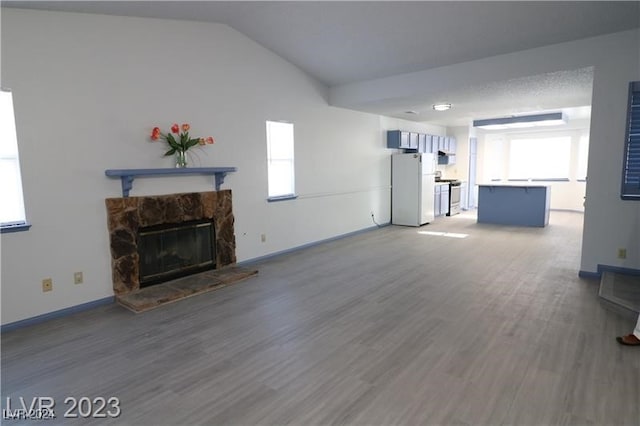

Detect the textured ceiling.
[
  {"left": 3, "top": 1, "right": 639, "bottom": 125},
  {"left": 365, "top": 67, "right": 596, "bottom": 126}
]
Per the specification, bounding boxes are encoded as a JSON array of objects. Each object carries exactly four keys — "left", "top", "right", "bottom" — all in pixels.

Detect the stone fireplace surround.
[{"left": 106, "top": 190, "right": 236, "bottom": 295}]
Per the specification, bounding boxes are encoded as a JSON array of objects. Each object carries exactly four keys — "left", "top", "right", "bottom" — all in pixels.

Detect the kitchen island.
[{"left": 477, "top": 183, "right": 551, "bottom": 227}]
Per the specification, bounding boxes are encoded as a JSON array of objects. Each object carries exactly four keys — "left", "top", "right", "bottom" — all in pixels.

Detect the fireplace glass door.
[{"left": 138, "top": 220, "right": 215, "bottom": 287}]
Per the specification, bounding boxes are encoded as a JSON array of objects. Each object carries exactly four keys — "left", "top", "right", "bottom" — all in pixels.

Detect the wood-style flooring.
[
  {"left": 2, "top": 211, "right": 639, "bottom": 425},
  {"left": 600, "top": 271, "right": 640, "bottom": 314}
]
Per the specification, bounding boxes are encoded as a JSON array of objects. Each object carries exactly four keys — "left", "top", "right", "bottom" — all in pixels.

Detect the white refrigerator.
[{"left": 392, "top": 153, "right": 436, "bottom": 226}]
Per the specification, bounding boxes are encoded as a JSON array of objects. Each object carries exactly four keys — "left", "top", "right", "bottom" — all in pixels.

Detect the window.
[
  {"left": 266, "top": 121, "right": 295, "bottom": 201},
  {"left": 508, "top": 137, "right": 571, "bottom": 180},
  {"left": 622, "top": 81, "right": 640, "bottom": 199},
  {"left": 0, "top": 90, "right": 29, "bottom": 233}
]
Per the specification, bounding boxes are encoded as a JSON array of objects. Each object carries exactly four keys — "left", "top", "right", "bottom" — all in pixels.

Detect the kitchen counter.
[
  {"left": 477, "top": 184, "right": 551, "bottom": 227},
  {"left": 478, "top": 182, "right": 550, "bottom": 188}
]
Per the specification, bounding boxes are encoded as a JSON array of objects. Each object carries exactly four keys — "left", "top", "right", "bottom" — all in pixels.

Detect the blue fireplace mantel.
[{"left": 105, "top": 167, "right": 237, "bottom": 197}]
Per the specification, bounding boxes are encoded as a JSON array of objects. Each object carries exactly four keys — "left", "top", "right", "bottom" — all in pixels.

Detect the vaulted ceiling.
[{"left": 4, "top": 1, "right": 640, "bottom": 126}]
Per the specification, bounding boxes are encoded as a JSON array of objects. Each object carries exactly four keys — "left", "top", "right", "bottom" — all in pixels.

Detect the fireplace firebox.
[
  {"left": 106, "top": 191, "right": 237, "bottom": 296},
  {"left": 138, "top": 220, "right": 215, "bottom": 287}
]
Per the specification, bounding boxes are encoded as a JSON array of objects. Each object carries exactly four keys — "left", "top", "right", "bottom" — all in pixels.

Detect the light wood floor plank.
[{"left": 2, "top": 211, "right": 638, "bottom": 425}]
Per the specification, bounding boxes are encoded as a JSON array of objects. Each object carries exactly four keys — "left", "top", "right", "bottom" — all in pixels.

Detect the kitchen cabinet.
[
  {"left": 417, "top": 133, "right": 426, "bottom": 153},
  {"left": 436, "top": 136, "right": 457, "bottom": 154},
  {"left": 477, "top": 184, "right": 550, "bottom": 227},
  {"left": 387, "top": 130, "right": 416, "bottom": 149},
  {"left": 434, "top": 183, "right": 449, "bottom": 217},
  {"left": 387, "top": 131, "right": 455, "bottom": 156},
  {"left": 438, "top": 137, "right": 457, "bottom": 153},
  {"left": 409, "top": 132, "right": 419, "bottom": 149},
  {"left": 438, "top": 136, "right": 457, "bottom": 165},
  {"left": 425, "top": 135, "right": 435, "bottom": 153},
  {"left": 438, "top": 153, "right": 456, "bottom": 165},
  {"left": 440, "top": 184, "right": 450, "bottom": 216}
]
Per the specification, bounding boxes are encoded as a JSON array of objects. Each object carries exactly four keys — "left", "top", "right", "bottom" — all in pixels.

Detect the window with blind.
[
  {"left": 622, "top": 81, "right": 640, "bottom": 199},
  {"left": 0, "top": 90, "right": 29, "bottom": 233},
  {"left": 266, "top": 121, "right": 296, "bottom": 201}
]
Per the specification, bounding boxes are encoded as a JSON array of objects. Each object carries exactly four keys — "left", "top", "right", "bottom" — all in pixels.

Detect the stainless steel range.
[{"left": 436, "top": 178, "right": 462, "bottom": 216}]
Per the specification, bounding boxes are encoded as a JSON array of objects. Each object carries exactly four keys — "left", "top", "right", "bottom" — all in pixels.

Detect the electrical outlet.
[
  {"left": 618, "top": 248, "right": 627, "bottom": 259},
  {"left": 42, "top": 278, "right": 53, "bottom": 292},
  {"left": 74, "top": 271, "right": 83, "bottom": 284},
  {"left": 261, "top": 234, "right": 266, "bottom": 243}
]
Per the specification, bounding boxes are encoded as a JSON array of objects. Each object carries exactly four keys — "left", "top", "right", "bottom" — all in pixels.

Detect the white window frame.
[
  {"left": 1, "top": 89, "right": 29, "bottom": 233},
  {"left": 266, "top": 120, "right": 296, "bottom": 201}
]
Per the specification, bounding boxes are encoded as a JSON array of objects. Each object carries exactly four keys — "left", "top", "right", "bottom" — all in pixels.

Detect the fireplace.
[
  {"left": 138, "top": 219, "right": 215, "bottom": 287},
  {"left": 105, "top": 191, "right": 236, "bottom": 295}
]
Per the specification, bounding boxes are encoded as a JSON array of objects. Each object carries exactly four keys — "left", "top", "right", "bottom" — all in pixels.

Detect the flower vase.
[{"left": 175, "top": 150, "right": 188, "bottom": 168}]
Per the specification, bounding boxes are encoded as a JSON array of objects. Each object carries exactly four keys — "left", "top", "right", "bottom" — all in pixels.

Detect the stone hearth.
[
  {"left": 117, "top": 266, "right": 258, "bottom": 313},
  {"left": 106, "top": 190, "right": 236, "bottom": 295}
]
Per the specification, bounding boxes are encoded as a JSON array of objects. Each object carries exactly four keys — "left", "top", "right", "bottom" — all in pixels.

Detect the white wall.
[
  {"left": 378, "top": 116, "right": 446, "bottom": 136},
  {"left": 0, "top": 9, "right": 391, "bottom": 325},
  {"left": 580, "top": 30, "right": 640, "bottom": 273}
]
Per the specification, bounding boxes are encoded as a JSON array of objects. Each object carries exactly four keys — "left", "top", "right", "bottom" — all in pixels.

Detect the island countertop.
[{"left": 478, "top": 182, "right": 551, "bottom": 188}]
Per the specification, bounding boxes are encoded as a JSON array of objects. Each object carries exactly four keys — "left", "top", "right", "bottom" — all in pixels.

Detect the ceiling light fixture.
[
  {"left": 473, "top": 112, "right": 566, "bottom": 130},
  {"left": 433, "top": 103, "right": 451, "bottom": 111}
]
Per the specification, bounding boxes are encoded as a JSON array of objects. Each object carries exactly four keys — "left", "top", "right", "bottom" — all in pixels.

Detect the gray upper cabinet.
[
  {"left": 387, "top": 130, "right": 410, "bottom": 149},
  {"left": 387, "top": 131, "right": 456, "bottom": 156},
  {"left": 387, "top": 130, "right": 418, "bottom": 150},
  {"left": 438, "top": 136, "right": 457, "bottom": 165},
  {"left": 438, "top": 136, "right": 446, "bottom": 152},
  {"left": 425, "top": 134, "right": 434, "bottom": 153},
  {"left": 418, "top": 133, "right": 427, "bottom": 153},
  {"left": 409, "top": 132, "right": 419, "bottom": 149},
  {"left": 440, "top": 136, "right": 454, "bottom": 153}
]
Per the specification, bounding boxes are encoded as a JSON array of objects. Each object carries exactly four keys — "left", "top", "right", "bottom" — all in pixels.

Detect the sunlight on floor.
[{"left": 417, "top": 231, "right": 469, "bottom": 239}]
